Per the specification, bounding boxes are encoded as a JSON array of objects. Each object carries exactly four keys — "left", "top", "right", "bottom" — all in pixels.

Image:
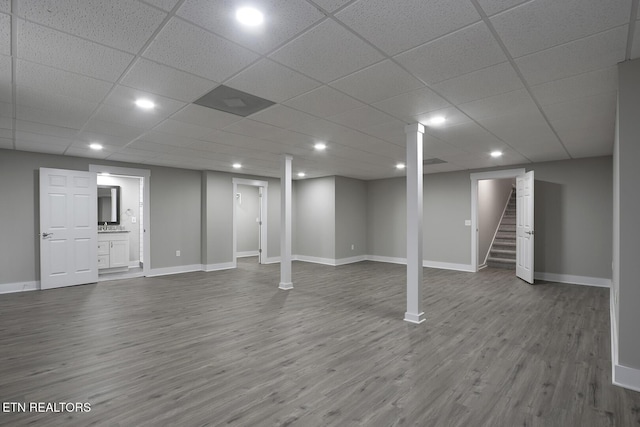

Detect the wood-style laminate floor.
[{"left": 1, "top": 258, "right": 639, "bottom": 426}]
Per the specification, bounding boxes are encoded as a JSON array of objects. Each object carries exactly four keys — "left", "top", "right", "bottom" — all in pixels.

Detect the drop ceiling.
[{"left": 0, "top": 0, "right": 637, "bottom": 180}]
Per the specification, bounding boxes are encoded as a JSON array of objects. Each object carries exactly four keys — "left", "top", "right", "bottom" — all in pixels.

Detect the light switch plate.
[
  {"left": 131, "top": 217, "right": 136, "bottom": 223},
  {"left": 464, "top": 220, "right": 471, "bottom": 226}
]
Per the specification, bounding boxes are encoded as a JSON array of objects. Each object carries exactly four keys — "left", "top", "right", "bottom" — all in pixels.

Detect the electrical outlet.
[
  {"left": 351, "top": 244, "right": 355, "bottom": 250},
  {"left": 131, "top": 217, "right": 136, "bottom": 223},
  {"left": 176, "top": 250, "right": 181, "bottom": 257}
]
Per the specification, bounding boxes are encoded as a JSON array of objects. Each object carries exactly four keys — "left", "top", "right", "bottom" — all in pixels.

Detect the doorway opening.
[
  {"left": 90, "top": 165, "right": 150, "bottom": 280},
  {"left": 477, "top": 177, "right": 516, "bottom": 270},
  {"left": 470, "top": 168, "right": 525, "bottom": 273},
  {"left": 232, "top": 178, "right": 268, "bottom": 265}
]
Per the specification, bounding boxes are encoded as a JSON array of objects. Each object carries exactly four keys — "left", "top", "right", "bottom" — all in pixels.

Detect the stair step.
[
  {"left": 495, "top": 233, "right": 515, "bottom": 240},
  {"left": 499, "top": 225, "right": 516, "bottom": 232},
  {"left": 501, "top": 217, "right": 516, "bottom": 225},
  {"left": 491, "top": 249, "right": 516, "bottom": 260},
  {"left": 487, "top": 257, "right": 516, "bottom": 264},
  {"left": 487, "top": 257, "right": 516, "bottom": 270},
  {"left": 493, "top": 242, "right": 516, "bottom": 249}
]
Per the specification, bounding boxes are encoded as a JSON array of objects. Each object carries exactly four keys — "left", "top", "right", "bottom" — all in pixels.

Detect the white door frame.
[
  {"left": 89, "top": 165, "right": 151, "bottom": 277},
  {"left": 470, "top": 168, "right": 525, "bottom": 272},
  {"left": 232, "top": 178, "right": 268, "bottom": 265}
]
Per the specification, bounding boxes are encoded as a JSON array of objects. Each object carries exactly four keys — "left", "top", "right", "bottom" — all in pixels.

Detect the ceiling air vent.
[
  {"left": 193, "top": 85, "right": 275, "bottom": 117},
  {"left": 423, "top": 158, "right": 447, "bottom": 165}
]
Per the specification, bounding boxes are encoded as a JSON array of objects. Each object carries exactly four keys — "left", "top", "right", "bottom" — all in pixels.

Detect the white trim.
[
  {"left": 366, "top": 255, "right": 406, "bottom": 265},
  {"left": 236, "top": 250, "right": 259, "bottom": 258},
  {"left": 534, "top": 272, "right": 611, "bottom": 288},
  {"left": 295, "top": 255, "right": 337, "bottom": 266},
  {"left": 147, "top": 264, "right": 203, "bottom": 277},
  {"left": 404, "top": 312, "right": 426, "bottom": 324},
  {"left": 263, "top": 256, "right": 281, "bottom": 264},
  {"left": 470, "top": 168, "right": 525, "bottom": 272},
  {"left": 423, "top": 260, "right": 475, "bottom": 272},
  {"left": 204, "top": 262, "right": 236, "bottom": 272},
  {"left": 614, "top": 364, "right": 640, "bottom": 393},
  {"left": 90, "top": 164, "right": 151, "bottom": 278},
  {"left": 0, "top": 281, "right": 39, "bottom": 294},
  {"left": 232, "top": 178, "right": 268, "bottom": 266},
  {"left": 335, "top": 255, "right": 368, "bottom": 266}
]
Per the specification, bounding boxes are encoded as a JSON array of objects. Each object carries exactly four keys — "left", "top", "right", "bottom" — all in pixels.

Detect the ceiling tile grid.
[
  {"left": 0, "top": 13, "right": 10, "bottom": 56},
  {"left": 284, "top": 85, "right": 365, "bottom": 118}
]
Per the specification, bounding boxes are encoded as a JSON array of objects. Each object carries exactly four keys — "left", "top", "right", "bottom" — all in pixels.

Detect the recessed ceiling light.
[
  {"left": 428, "top": 116, "right": 446, "bottom": 126},
  {"left": 491, "top": 150, "right": 503, "bottom": 158},
  {"left": 232, "top": 163, "right": 242, "bottom": 169},
  {"left": 99, "top": 172, "right": 110, "bottom": 176},
  {"left": 314, "top": 142, "right": 327, "bottom": 151},
  {"left": 396, "top": 163, "right": 406, "bottom": 170},
  {"left": 135, "top": 99, "right": 155, "bottom": 110},
  {"left": 297, "top": 172, "right": 306, "bottom": 177},
  {"left": 89, "top": 143, "right": 103, "bottom": 150},
  {"left": 236, "top": 7, "right": 263, "bottom": 26}
]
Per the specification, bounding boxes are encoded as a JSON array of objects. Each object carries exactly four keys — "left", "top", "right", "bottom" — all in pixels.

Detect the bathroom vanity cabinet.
[{"left": 98, "top": 231, "right": 130, "bottom": 272}]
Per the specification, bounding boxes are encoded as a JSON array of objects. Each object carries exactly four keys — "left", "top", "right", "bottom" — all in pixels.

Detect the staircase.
[{"left": 487, "top": 190, "right": 516, "bottom": 269}]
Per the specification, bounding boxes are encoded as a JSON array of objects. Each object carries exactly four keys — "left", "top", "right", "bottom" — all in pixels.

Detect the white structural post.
[
  {"left": 279, "top": 154, "right": 293, "bottom": 290},
  {"left": 404, "top": 123, "right": 425, "bottom": 324}
]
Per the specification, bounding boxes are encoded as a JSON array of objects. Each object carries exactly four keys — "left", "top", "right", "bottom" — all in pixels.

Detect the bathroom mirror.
[{"left": 97, "top": 185, "right": 120, "bottom": 225}]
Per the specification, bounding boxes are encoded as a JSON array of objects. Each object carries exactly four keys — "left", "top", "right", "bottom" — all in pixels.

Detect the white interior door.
[
  {"left": 258, "top": 187, "right": 263, "bottom": 264},
  {"left": 516, "top": 170, "right": 535, "bottom": 284},
  {"left": 40, "top": 168, "right": 98, "bottom": 290}
]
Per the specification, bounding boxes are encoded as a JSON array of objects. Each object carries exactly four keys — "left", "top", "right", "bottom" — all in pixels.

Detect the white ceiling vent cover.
[{"left": 194, "top": 85, "right": 275, "bottom": 117}]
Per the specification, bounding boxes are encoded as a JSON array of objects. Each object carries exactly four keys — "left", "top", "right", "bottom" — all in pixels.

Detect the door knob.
[
  {"left": 525, "top": 230, "right": 535, "bottom": 235},
  {"left": 41, "top": 232, "right": 53, "bottom": 239}
]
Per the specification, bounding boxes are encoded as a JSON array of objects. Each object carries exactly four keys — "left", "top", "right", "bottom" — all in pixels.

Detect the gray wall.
[
  {"left": 295, "top": 176, "right": 335, "bottom": 259},
  {"left": 478, "top": 179, "right": 514, "bottom": 265},
  {"left": 366, "top": 157, "right": 612, "bottom": 278},
  {"left": 616, "top": 58, "right": 640, "bottom": 370},
  {"left": 98, "top": 175, "right": 141, "bottom": 263},
  {"left": 236, "top": 184, "right": 260, "bottom": 253},
  {"left": 0, "top": 149, "right": 202, "bottom": 285},
  {"left": 335, "top": 176, "right": 367, "bottom": 259}
]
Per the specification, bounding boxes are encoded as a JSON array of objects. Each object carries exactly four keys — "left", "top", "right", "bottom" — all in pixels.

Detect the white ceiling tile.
[
  {"left": 177, "top": 0, "right": 324, "bottom": 55},
  {"left": 476, "top": 0, "right": 529, "bottom": 16},
  {"left": 127, "top": 139, "right": 179, "bottom": 153},
  {"left": 143, "top": 18, "right": 259, "bottom": 82},
  {"left": 490, "top": 0, "right": 631, "bottom": 58},
  {"left": 329, "top": 60, "right": 424, "bottom": 104},
  {"left": 284, "top": 85, "right": 365, "bottom": 118},
  {"left": 16, "top": 104, "right": 91, "bottom": 129},
  {"left": 82, "top": 119, "right": 146, "bottom": 140},
  {"left": 15, "top": 119, "right": 79, "bottom": 139},
  {"left": 65, "top": 144, "right": 113, "bottom": 159},
  {"left": 107, "top": 152, "right": 159, "bottom": 163},
  {"left": 223, "top": 118, "right": 297, "bottom": 142},
  {"left": 477, "top": 110, "right": 568, "bottom": 161},
  {"left": 395, "top": 22, "right": 507, "bottom": 84},
  {"left": 249, "top": 104, "right": 317, "bottom": 129},
  {"left": 0, "top": 100, "right": 11, "bottom": 116},
  {"left": 553, "top": 119, "right": 614, "bottom": 158},
  {"left": 20, "top": 0, "right": 166, "bottom": 53},
  {"left": 93, "top": 104, "right": 168, "bottom": 129},
  {"left": 270, "top": 19, "right": 384, "bottom": 83},
  {"left": 0, "top": 126, "right": 10, "bottom": 138},
  {"left": 101, "top": 85, "right": 186, "bottom": 116},
  {"left": 458, "top": 89, "right": 538, "bottom": 121},
  {"left": 326, "top": 105, "right": 397, "bottom": 131},
  {"left": 413, "top": 107, "right": 472, "bottom": 129},
  {"left": 313, "top": 0, "right": 351, "bottom": 13},
  {"left": 0, "top": 116, "right": 11, "bottom": 130},
  {"left": 15, "top": 130, "right": 76, "bottom": 147},
  {"left": 0, "top": 13, "right": 9, "bottom": 56},
  {"left": 226, "top": 58, "right": 321, "bottom": 103},
  {"left": 543, "top": 92, "right": 616, "bottom": 126},
  {"left": 171, "top": 104, "right": 243, "bottom": 130},
  {"left": 139, "top": 130, "right": 195, "bottom": 147},
  {"left": 0, "top": 1, "right": 9, "bottom": 13},
  {"left": 0, "top": 136, "right": 12, "bottom": 149},
  {"left": 16, "top": 86, "right": 98, "bottom": 114},
  {"left": 0, "top": 54, "right": 11, "bottom": 103},
  {"left": 373, "top": 87, "right": 450, "bottom": 121},
  {"left": 336, "top": 0, "right": 479, "bottom": 55},
  {"left": 121, "top": 58, "right": 218, "bottom": 102},
  {"left": 15, "top": 140, "right": 67, "bottom": 154},
  {"left": 16, "top": 60, "right": 113, "bottom": 103},
  {"left": 431, "top": 62, "right": 524, "bottom": 105},
  {"left": 632, "top": 21, "right": 640, "bottom": 60},
  {"left": 361, "top": 119, "right": 408, "bottom": 146},
  {"left": 154, "top": 118, "right": 224, "bottom": 142},
  {"left": 425, "top": 122, "right": 507, "bottom": 154},
  {"left": 423, "top": 135, "right": 468, "bottom": 158},
  {"left": 17, "top": 20, "right": 134, "bottom": 81},
  {"left": 140, "top": 0, "right": 180, "bottom": 11},
  {"left": 515, "top": 26, "right": 627, "bottom": 86},
  {"left": 288, "top": 116, "right": 350, "bottom": 141},
  {"left": 76, "top": 130, "right": 134, "bottom": 148},
  {"left": 530, "top": 67, "right": 618, "bottom": 106}
]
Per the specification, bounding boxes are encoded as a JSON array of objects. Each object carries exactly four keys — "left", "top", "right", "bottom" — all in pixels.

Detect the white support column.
[
  {"left": 279, "top": 154, "right": 293, "bottom": 290},
  {"left": 405, "top": 123, "right": 425, "bottom": 324}
]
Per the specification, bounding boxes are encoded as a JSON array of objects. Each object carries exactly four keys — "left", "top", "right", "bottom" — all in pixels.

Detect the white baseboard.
[
  {"left": 147, "top": 264, "right": 204, "bottom": 277},
  {"left": 423, "top": 260, "right": 474, "bottom": 272},
  {"left": 534, "top": 272, "right": 611, "bottom": 287},
  {"left": 263, "top": 256, "right": 281, "bottom": 264},
  {"left": 335, "top": 255, "right": 368, "bottom": 266},
  {"left": 294, "top": 255, "right": 337, "bottom": 266},
  {"left": 0, "top": 281, "right": 39, "bottom": 294},
  {"left": 204, "top": 262, "right": 236, "bottom": 272},
  {"left": 366, "top": 255, "right": 406, "bottom": 265},
  {"left": 128, "top": 260, "right": 141, "bottom": 268},
  {"left": 236, "top": 251, "right": 259, "bottom": 258},
  {"left": 610, "top": 287, "right": 640, "bottom": 392}
]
